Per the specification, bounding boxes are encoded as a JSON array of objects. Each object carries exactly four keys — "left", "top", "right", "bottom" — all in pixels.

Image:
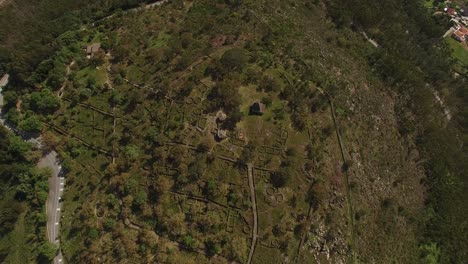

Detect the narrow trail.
[
  {"left": 433, "top": 90, "right": 452, "bottom": 121},
  {"left": 295, "top": 203, "right": 314, "bottom": 262},
  {"left": 105, "top": 55, "right": 117, "bottom": 164},
  {"left": 57, "top": 61, "right": 74, "bottom": 98},
  {"left": 314, "top": 85, "right": 357, "bottom": 262},
  {"left": 329, "top": 99, "right": 356, "bottom": 263},
  {"left": 246, "top": 163, "right": 258, "bottom": 264},
  {"left": 61, "top": 98, "right": 115, "bottom": 117},
  {"left": 361, "top": 31, "right": 379, "bottom": 48}
]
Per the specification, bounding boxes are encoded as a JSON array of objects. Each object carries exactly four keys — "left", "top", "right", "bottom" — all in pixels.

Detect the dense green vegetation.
[
  {"left": 0, "top": 127, "right": 55, "bottom": 263},
  {"left": 0, "top": 0, "right": 155, "bottom": 85},
  {"left": 0, "top": 0, "right": 466, "bottom": 263}
]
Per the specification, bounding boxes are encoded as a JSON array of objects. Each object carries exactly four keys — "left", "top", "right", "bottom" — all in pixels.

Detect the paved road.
[
  {"left": 92, "top": 0, "right": 170, "bottom": 25},
  {"left": 38, "top": 151, "right": 65, "bottom": 264}
]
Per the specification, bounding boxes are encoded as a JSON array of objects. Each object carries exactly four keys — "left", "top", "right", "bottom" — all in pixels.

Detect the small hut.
[
  {"left": 85, "top": 43, "right": 101, "bottom": 58},
  {"left": 250, "top": 100, "right": 265, "bottom": 115}
]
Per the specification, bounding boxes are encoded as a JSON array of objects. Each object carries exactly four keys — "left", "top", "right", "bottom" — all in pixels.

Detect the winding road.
[{"left": 38, "top": 151, "right": 65, "bottom": 264}]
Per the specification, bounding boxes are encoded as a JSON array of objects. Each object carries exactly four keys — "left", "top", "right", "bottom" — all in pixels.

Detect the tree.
[
  {"left": 197, "top": 139, "right": 211, "bottom": 152},
  {"left": 226, "top": 0, "right": 243, "bottom": 7},
  {"left": 220, "top": 48, "right": 249, "bottom": 71},
  {"left": 4, "top": 108, "right": 21, "bottom": 125},
  {"left": 175, "top": 53, "right": 192, "bottom": 71},
  {"left": 180, "top": 32, "right": 193, "bottom": 49},
  {"left": 291, "top": 110, "right": 307, "bottom": 131},
  {"left": 2, "top": 90, "right": 18, "bottom": 107},
  {"left": 226, "top": 236, "right": 248, "bottom": 262},
  {"left": 0, "top": 197, "right": 24, "bottom": 234},
  {"left": 205, "top": 60, "right": 226, "bottom": 80},
  {"left": 205, "top": 240, "right": 221, "bottom": 257},
  {"left": 259, "top": 74, "right": 281, "bottom": 92},
  {"left": 18, "top": 114, "right": 42, "bottom": 133},
  {"left": 30, "top": 89, "right": 60, "bottom": 114},
  {"left": 167, "top": 145, "right": 187, "bottom": 167},
  {"left": 270, "top": 166, "right": 293, "bottom": 188},
  {"left": 244, "top": 67, "right": 261, "bottom": 84},
  {"left": 272, "top": 104, "right": 286, "bottom": 121},
  {"left": 41, "top": 131, "right": 60, "bottom": 152},
  {"left": 124, "top": 178, "right": 138, "bottom": 195},
  {"left": 46, "top": 65, "right": 66, "bottom": 89},
  {"left": 104, "top": 218, "right": 116, "bottom": 230},
  {"left": 139, "top": 229, "right": 159, "bottom": 248},
  {"left": 204, "top": 178, "right": 217, "bottom": 199},
  {"left": 420, "top": 243, "right": 441, "bottom": 264},
  {"left": 134, "top": 189, "right": 148, "bottom": 207},
  {"left": 112, "top": 45, "right": 130, "bottom": 63},
  {"left": 124, "top": 144, "right": 141, "bottom": 161},
  {"left": 261, "top": 96, "right": 272, "bottom": 107},
  {"left": 207, "top": 81, "right": 241, "bottom": 113},
  {"left": 238, "top": 143, "right": 256, "bottom": 165},
  {"left": 38, "top": 241, "right": 58, "bottom": 262},
  {"left": 182, "top": 234, "right": 196, "bottom": 250},
  {"left": 88, "top": 228, "right": 99, "bottom": 240},
  {"left": 306, "top": 184, "right": 324, "bottom": 209},
  {"left": 8, "top": 134, "right": 32, "bottom": 156}
]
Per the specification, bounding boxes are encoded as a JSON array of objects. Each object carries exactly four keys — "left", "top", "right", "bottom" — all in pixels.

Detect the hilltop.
[{"left": 0, "top": 0, "right": 467, "bottom": 263}]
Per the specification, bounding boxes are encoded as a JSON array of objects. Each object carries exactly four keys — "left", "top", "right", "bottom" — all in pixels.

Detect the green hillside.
[{"left": 0, "top": 0, "right": 467, "bottom": 263}]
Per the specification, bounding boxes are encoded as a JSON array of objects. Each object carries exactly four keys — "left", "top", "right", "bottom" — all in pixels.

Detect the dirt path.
[
  {"left": 246, "top": 163, "right": 258, "bottom": 264},
  {"left": 433, "top": 90, "right": 452, "bottom": 121},
  {"left": 104, "top": 55, "right": 117, "bottom": 164},
  {"left": 295, "top": 203, "right": 314, "bottom": 262},
  {"left": 57, "top": 61, "right": 74, "bottom": 98},
  {"left": 361, "top": 31, "right": 379, "bottom": 48},
  {"left": 312, "top": 85, "right": 357, "bottom": 262},
  {"left": 329, "top": 99, "right": 356, "bottom": 263}
]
